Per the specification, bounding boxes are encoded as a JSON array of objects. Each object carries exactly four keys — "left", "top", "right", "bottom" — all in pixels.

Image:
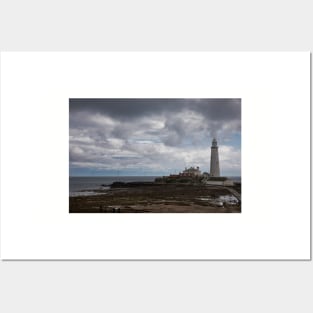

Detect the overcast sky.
[{"left": 69, "top": 99, "right": 241, "bottom": 176}]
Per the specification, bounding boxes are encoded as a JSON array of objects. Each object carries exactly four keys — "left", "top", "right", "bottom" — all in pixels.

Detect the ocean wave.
[{"left": 69, "top": 191, "right": 107, "bottom": 197}]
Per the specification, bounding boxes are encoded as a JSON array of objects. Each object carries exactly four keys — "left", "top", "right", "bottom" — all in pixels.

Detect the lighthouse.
[{"left": 210, "top": 138, "right": 220, "bottom": 177}]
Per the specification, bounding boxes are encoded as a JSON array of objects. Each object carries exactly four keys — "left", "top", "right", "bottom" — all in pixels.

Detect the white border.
[{"left": 0, "top": 52, "right": 310, "bottom": 259}]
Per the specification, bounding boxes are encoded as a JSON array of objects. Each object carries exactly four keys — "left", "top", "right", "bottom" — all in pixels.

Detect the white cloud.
[{"left": 69, "top": 100, "right": 241, "bottom": 175}]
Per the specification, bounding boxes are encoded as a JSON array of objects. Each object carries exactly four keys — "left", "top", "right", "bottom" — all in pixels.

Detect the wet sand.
[{"left": 69, "top": 184, "right": 241, "bottom": 213}]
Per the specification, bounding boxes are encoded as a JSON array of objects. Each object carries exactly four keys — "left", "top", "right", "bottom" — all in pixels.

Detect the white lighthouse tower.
[{"left": 210, "top": 138, "right": 220, "bottom": 177}]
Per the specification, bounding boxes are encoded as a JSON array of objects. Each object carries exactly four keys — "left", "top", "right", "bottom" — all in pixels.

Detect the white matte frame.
[{"left": 0, "top": 52, "right": 310, "bottom": 260}]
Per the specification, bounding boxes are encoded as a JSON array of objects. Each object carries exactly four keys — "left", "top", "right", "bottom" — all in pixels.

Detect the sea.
[{"left": 69, "top": 176, "right": 241, "bottom": 197}]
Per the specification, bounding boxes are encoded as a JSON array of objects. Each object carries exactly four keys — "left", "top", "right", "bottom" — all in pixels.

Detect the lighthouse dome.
[{"left": 212, "top": 138, "right": 218, "bottom": 147}]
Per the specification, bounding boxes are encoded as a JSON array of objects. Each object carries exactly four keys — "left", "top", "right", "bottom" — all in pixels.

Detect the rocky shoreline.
[{"left": 69, "top": 182, "right": 241, "bottom": 213}]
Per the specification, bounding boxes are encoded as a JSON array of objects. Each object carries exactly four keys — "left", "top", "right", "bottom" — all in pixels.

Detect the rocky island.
[{"left": 69, "top": 176, "right": 241, "bottom": 213}]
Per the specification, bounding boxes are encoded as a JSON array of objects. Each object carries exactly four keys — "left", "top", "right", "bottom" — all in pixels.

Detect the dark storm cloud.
[
  {"left": 69, "top": 98, "right": 241, "bottom": 175},
  {"left": 69, "top": 98, "right": 241, "bottom": 122},
  {"left": 194, "top": 99, "right": 241, "bottom": 120}
]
